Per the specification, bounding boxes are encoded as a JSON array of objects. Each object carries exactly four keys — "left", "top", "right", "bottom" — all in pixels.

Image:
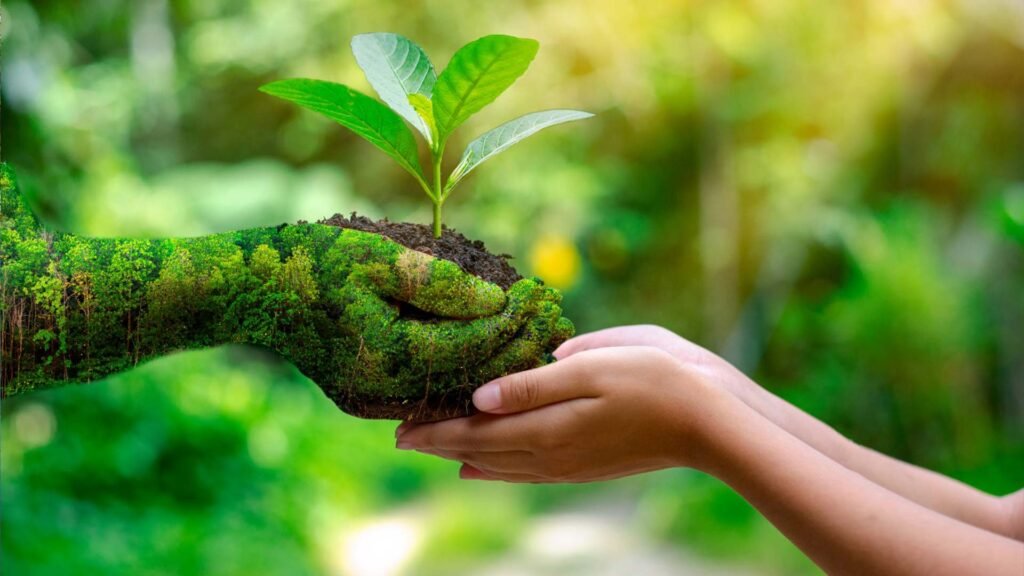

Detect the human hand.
[
  {"left": 394, "top": 346, "right": 727, "bottom": 481},
  {"left": 291, "top": 227, "right": 574, "bottom": 422}
]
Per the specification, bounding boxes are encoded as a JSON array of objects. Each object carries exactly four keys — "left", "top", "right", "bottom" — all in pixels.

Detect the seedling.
[{"left": 260, "top": 33, "right": 592, "bottom": 238}]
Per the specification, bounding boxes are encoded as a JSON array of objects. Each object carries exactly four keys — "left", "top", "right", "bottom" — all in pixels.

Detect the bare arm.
[
  {"left": 706, "top": 346, "right": 1016, "bottom": 539},
  {"left": 555, "top": 325, "right": 1019, "bottom": 538},
  {"left": 731, "top": 368, "right": 1015, "bottom": 537},
  {"left": 704, "top": 393, "right": 1024, "bottom": 576}
]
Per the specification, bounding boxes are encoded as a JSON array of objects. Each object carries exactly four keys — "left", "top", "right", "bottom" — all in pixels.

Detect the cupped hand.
[
  {"left": 295, "top": 227, "right": 573, "bottom": 421},
  {"left": 394, "top": 346, "right": 726, "bottom": 482}
]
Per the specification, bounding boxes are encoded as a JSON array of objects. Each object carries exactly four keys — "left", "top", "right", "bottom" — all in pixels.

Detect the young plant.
[{"left": 260, "top": 33, "right": 592, "bottom": 238}]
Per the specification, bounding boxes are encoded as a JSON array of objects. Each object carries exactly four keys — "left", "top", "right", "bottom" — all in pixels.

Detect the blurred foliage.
[{"left": 2, "top": 0, "right": 1023, "bottom": 574}]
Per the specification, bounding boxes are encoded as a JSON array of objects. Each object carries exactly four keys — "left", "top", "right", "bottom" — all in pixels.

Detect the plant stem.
[{"left": 431, "top": 143, "right": 446, "bottom": 238}]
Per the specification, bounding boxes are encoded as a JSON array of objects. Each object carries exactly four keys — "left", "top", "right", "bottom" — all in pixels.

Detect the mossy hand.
[
  {"left": 1, "top": 165, "right": 574, "bottom": 421},
  {"left": 288, "top": 226, "right": 575, "bottom": 421}
]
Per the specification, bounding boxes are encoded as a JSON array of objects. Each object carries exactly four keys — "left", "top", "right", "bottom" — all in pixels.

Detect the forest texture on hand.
[
  {"left": 260, "top": 33, "right": 593, "bottom": 238},
  {"left": 0, "top": 165, "right": 574, "bottom": 421}
]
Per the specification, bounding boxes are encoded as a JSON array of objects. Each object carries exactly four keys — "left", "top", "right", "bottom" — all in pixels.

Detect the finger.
[
  {"left": 397, "top": 414, "right": 533, "bottom": 452},
  {"left": 332, "top": 229, "right": 506, "bottom": 319},
  {"left": 347, "top": 281, "right": 556, "bottom": 406},
  {"left": 461, "top": 464, "right": 547, "bottom": 483},
  {"left": 395, "top": 421, "right": 413, "bottom": 438},
  {"left": 468, "top": 289, "right": 573, "bottom": 385},
  {"left": 413, "top": 448, "right": 535, "bottom": 474},
  {"left": 554, "top": 325, "right": 662, "bottom": 359},
  {"left": 336, "top": 282, "right": 399, "bottom": 328},
  {"left": 472, "top": 355, "right": 598, "bottom": 414},
  {"left": 553, "top": 331, "right": 615, "bottom": 359},
  {"left": 392, "top": 280, "right": 553, "bottom": 382}
]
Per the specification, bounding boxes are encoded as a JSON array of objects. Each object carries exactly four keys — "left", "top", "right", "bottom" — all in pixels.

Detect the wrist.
[
  {"left": 664, "top": 365, "right": 751, "bottom": 473},
  {"left": 692, "top": 394, "right": 779, "bottom": 481}
]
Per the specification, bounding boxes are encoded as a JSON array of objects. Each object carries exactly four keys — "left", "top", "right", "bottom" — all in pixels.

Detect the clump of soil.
[
  {"left": 320, "top": 213, "right": 523, "bottom": 289},
  {"left": 340, "top": 394, "right": 486, "bottom": 424}
]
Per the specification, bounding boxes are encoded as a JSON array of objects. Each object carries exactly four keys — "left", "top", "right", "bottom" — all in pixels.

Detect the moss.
[{"left": 0, "top": 167, "right": 13, "bottom": 196}]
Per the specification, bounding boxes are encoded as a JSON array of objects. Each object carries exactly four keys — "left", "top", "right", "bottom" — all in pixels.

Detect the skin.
[
  {"left": 0, "top": 164, "right": 573, "bottom": 420},
  {"left": 397, "top": 325, "right": 1024, "bottom": 575}
]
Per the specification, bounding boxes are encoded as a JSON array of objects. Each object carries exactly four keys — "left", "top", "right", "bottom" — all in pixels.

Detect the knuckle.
[
  {"left": 560, "top": 354, "right": 602, "bottom": 391},
  {"left": 556, "top": 353, "right": 589, "bottom": 378},
  {"left": 628, "top": 346, "right": 677, "bottom": 372},
  {"left": 644, "top": 346, "right": 678, "bottom": 365}
]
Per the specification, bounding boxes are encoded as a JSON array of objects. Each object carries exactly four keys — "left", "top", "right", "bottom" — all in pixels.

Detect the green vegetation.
[
  {"left": 3, "top": 1, "right": 1022, "bottom": 574},
  {"left": 0, "top": 164, "right": 572, "bottom": 418},
  {"left": 260, "top": 33, "right": 593, "bottom": 237}
]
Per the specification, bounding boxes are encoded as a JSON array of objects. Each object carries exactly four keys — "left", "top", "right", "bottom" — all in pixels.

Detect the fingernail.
[
  {"left": 395, "top": 421, "right": 411, "bottom": 438},
  {"left": 473, "top": 383, "right": 502, "bottom": 412},
  {"left": 396, "top": 440, "right": 414, "bottom": 450}
]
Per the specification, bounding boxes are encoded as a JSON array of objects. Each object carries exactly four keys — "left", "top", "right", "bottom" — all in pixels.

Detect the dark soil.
[
  {"left": 319, "top": 213, "right": 523, "bottom": 289},
  {"left": 337, "top": 393, "right": 484, "bottom": 423}
]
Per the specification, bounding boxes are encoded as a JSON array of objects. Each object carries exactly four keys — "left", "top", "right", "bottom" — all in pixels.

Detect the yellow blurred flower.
[{"left": 529, "top": 234, "right": 582, "bottom": 290}]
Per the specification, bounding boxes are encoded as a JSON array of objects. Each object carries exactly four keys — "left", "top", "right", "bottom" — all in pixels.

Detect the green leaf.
[
  {"left": 351, "top": 33, "right": 437, "bottom": 143},
  {"left": 259, "top": 79, "right": 426, "bottom": 187},
  {"left": 448, "top": 109, "right": 593, "bottom": 190},
  {"left": 407, "top": 94, "right": 439, "bottom": 151},
  {"left": 432, "top": 35, "right": 539, "bottom": 140}
]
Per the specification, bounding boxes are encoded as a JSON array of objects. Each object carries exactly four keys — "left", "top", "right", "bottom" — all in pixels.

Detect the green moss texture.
[{"left": 0, "top": 165, "right": 573, "bottom": 421}]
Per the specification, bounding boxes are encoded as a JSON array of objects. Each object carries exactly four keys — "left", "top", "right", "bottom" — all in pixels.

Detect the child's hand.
[{"left": 394, "top": 346, "right": 728, "bottom": 482}]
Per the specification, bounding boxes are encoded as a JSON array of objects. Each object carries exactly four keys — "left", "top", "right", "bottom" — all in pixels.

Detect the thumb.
[
  {"left": 473, "top": 359, "right": 595, "bottom": 414},
  {"left": 392, "top": 250, "right": 506, "bottom": 318}
]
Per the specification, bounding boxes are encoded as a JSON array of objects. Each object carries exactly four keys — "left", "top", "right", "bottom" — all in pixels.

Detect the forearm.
[
  {"left": 1, "top": 223, "right": 341, "bottom": 394},
  {"left": 2, "top": 232, "right": 167, "bottom": 390},
  {"left": 696, "top": 392, "right": 1024, "bottom": 576},
  {"left": 731, "top": 374, "right": 1013, "bottom": 536},
  {"left": 557, "top": 326, "right": 1014, "bottom": 532}
]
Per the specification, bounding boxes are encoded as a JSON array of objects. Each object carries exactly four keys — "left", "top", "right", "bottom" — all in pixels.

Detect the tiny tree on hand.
[{"left": 260, "top": 33, "right": 593, "bottom": 238}]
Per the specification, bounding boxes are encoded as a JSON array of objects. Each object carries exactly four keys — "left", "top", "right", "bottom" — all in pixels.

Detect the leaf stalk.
[{"left": 431, "top": 142, "right": 446, "bottom": 238}]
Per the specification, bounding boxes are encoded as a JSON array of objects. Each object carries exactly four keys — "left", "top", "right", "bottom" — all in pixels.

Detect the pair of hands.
[
  {"left": 394, "top": 325, "right": 743, "bottom": 481},
  {"left": 393, "top": 325, "right": 1024, "bottom": 576}
]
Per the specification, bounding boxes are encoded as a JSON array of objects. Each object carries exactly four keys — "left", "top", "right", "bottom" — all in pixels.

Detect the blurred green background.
[{"left": 2, "top": 1, "right": 1023, "bottom": 574}]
